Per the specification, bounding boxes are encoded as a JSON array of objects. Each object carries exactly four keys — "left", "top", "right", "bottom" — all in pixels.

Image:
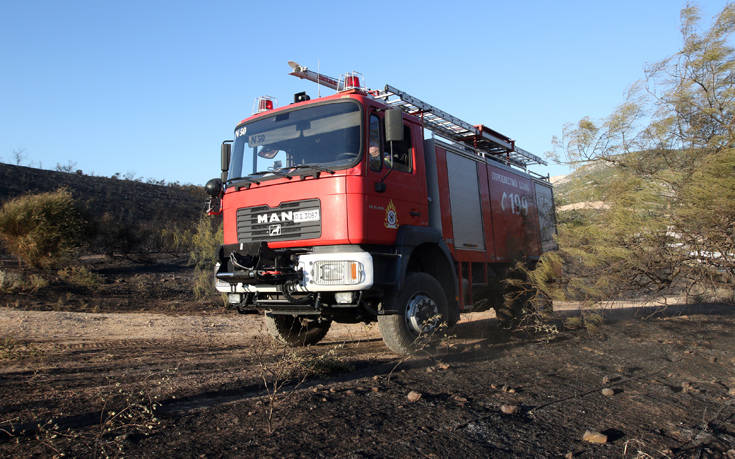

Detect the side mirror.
[
  {"left": 205, "top": 178, "right": 223, "bottom": 197},
  {"left": 385, "top": 109, "right": 404, "bottom": 143},
  {"left": 221, "top": 141, "right": 232, "bottom": 181}
]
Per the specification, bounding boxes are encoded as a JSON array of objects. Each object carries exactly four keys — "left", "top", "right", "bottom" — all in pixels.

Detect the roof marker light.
[
  {"left": 253, "top": 96, "right": 276, "bottom": 114},
  {"left": 340, "top": 71, "right": 362, "bottom": 90}
]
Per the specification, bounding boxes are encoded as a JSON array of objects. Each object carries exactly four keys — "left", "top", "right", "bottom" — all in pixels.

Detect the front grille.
[{"left": 236, "top": 199, "right": 321, "bottom": 243}]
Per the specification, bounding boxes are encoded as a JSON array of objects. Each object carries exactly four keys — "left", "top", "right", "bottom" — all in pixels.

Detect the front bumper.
[{"left": 215, "top": 248, "right": 374, "bottom": 294}]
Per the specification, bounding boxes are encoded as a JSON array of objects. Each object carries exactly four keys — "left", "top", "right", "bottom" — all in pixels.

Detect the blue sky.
[{"left": 0, "top": 0, "right": 731, "bottom": 184}]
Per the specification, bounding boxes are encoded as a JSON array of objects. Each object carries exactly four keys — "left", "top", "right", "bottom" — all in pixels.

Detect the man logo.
[
  {"left": 268, "top": 224, "right": 281, "bottom": 236},
  {"left": 257, "top": 211, "right": 293, "bottom": 224}
]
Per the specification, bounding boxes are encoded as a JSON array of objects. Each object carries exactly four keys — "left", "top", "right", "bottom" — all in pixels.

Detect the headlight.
[{"left": 313, "top": 261, "right": 363, "bottom": 285}]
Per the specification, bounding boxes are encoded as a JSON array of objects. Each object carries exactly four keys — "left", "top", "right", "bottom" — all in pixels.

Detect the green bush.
[{"left": 0, "top": 189, "right": 88, "bottom": 268}]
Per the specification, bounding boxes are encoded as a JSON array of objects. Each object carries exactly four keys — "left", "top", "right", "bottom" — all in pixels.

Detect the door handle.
[{"left": 410, "top": 210, "right": 420, "bottom": 217}]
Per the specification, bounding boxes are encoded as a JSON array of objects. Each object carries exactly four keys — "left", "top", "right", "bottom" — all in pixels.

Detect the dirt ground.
[{"left": 1, "top": 296, "right": 734, "bottom": 457}]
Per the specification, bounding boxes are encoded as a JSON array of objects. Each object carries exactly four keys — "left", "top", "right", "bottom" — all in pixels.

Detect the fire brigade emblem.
[{"left": 384, "top": 200, "right": 399, "bottom": 229}]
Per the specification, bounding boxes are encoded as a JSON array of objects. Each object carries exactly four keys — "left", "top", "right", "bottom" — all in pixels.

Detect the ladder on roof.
[
  {"left": 287, "top": 61, "right": 546, "bottom": 168},
  {"left": 374, "top": 85, "right": 546, "bottom": 167}
]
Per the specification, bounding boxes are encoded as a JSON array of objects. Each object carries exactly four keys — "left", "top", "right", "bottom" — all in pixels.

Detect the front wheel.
[
  {"left": 377, "top": 272, "right": 449, "bottom": 355},
  {"left": 264, "top": 314, "right": 332, "bottom": 346}
]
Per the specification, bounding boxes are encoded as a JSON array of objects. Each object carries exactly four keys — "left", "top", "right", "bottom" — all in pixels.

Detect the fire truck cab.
[{"left": 208, "top": 64, "right": 556, "bottom": 354}]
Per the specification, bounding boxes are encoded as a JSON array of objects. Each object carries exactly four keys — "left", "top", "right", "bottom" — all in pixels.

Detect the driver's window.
[{"left": 368, "top": 114, "right": 382, "bottom": 171}]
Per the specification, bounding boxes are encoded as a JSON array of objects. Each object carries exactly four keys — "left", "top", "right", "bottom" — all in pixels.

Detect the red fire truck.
[{"left": 206, "top": 62, "right": 556, "bottom": 354}]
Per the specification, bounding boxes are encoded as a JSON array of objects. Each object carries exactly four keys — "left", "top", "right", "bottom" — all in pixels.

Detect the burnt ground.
[
  {"left": 0, "top": 257, "right": 734, "bottom": 457},
  {"left": 0, "top": 254, "right": 222, "bottom": 315}
]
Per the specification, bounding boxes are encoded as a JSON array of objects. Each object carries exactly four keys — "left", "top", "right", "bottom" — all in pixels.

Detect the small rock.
[
  {"left": 426, "top": 367, "right": 434, "bottom": 373},
  {"left": 694, "top": 432, "right": 714, "bottom": 446},
  {"left": 728, "top": 387, "right": 735, "bottom": 396},
  {"left": 311, "top": 387, "right": 319, "bottom": 393},
  {"left": 708, "top": 356, "right": 717, "bottom": 363},
  {"left": 564, "top": 453, "right": 574, "bottom": 459},
  {"left": 436, "top": 362, "right": 450, "bottom": 370},
  {"left": 500, "top": 404, "right": 518, "bottom": 414},
  {"left": 321, "top": 397, "right": 327, "bottom": 402},
  {"left": 356, "top": 386, "right": 366, "bottom": 391},
  {"left": 681, "top": 381, "right": 697, "bottom": 393},
  {"left": 371, "top": 387, "right": 379, "bottom": 392},
  {"left": 601, "top": 376, "right": 610, "bottom": 385},
  {"left": 601, "top": 388, "right": 614, "bottom": 397},
  {"left": 372, "top": 375, "right": 380, "bottom": 380},
  {"left": 452, "top": 395, "right": 468, "bottom": 405},
  {"left": 407, "top": 391, "right": 422, "bottom": 403},
  {"left": 582, "top": 430, "right": 607, "bottom": 444},
  {"left": 501, "top": 385, "right": 516, "bottom": 394},
  {"left": 490, "top": 384, "right": 497, "bottom": 390},
  {"left": 725, "top": 449, "right": 735, "bottom": 459},
  {"left": 329, "top": 387, "right": 336, "bottom": 393},
  {"left": 345, "top": 390, "right": 355, "bottom": 396}
]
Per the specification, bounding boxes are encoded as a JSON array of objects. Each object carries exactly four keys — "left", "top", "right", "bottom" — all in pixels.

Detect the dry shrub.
[
  {"left": 0, "top": 270, "right": 49, "bottom": 293},
  {"left": 189, "top": 215, "right": 223, "bottom": 302},
  {"left": 189, "top": 214, "right": 222, "bottom": 268},
  {"left": 499, "top": 260, "right": 558, "bottom": 338},
  {"left": 0, "top": 189, "right": 87, "bottom": 268},
  {"left": 564, "top": 311, "right": 603, "bottom": 334},
  {"left": 57, "top": 265, "right": 101, "bottom": 289}
]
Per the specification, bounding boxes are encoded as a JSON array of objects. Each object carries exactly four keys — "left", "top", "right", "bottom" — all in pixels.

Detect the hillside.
[
  {"left": 0, "top": 163, "right": 206, "bottom": 227},
  {"left": 551, "top": 162, "right": 615, "bottom": 208}
]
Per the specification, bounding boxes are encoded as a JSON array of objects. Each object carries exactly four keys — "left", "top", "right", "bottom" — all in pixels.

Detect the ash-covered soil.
[
  {"left": 1, "top": 297, "right": 733, "bottom": 457},
  {"left": 0, "top": 254, "right": 221, "bottom": 315}
]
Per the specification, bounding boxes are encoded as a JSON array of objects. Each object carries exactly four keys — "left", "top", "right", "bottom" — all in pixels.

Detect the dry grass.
[
  {"left": 57, "top": 265, "right": 101, "bottom": 289},
  {"left": 0, "top": 188, "right": 88, "bottom": 268}
]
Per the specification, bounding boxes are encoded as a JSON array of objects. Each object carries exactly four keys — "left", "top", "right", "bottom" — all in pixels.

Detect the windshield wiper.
[
  {"left": 251, "top": 169, "right": 293, "bottom": 180},
  {"left": 288, "top": 164, "right": 335, "bottom": 175}
]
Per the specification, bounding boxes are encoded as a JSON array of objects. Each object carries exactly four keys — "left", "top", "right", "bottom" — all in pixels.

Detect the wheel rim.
[{"left": 405, "top": 293, "right": 440, "bottom": 335}]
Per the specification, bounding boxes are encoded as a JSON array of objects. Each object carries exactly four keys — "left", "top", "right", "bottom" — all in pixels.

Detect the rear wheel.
[
  {"left": 264, "top": 314, "right": 332, "bottom": 346},
  {"left": 378, "top": 272, "right": 449, "bottom": 355}
]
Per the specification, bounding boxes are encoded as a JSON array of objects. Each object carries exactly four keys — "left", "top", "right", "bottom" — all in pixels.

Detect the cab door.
[{"left": 363, "top": 111, "right": 428, "bottom": 244}]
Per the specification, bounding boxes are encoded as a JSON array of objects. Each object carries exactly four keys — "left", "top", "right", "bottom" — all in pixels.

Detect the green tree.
[{"left": 541, "top": 4, "right": 735, "bottom": 304}]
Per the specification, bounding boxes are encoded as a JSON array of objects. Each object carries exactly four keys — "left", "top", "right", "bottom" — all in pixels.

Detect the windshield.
[{"left": 228, "top": 101, "right": 362, "bottom": 181}]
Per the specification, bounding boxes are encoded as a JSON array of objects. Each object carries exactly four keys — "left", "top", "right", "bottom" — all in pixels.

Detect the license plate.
[{"left": 293, "top": 209, "right": 320, "bottom": 223}]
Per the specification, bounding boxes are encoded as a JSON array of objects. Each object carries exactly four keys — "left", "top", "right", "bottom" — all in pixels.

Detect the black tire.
[
  {"left": 377, "top": 272, "right": 449, "bottom": 355},
  {"left": 264, "top": 314, "right": 332, "bottom": 346}
]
